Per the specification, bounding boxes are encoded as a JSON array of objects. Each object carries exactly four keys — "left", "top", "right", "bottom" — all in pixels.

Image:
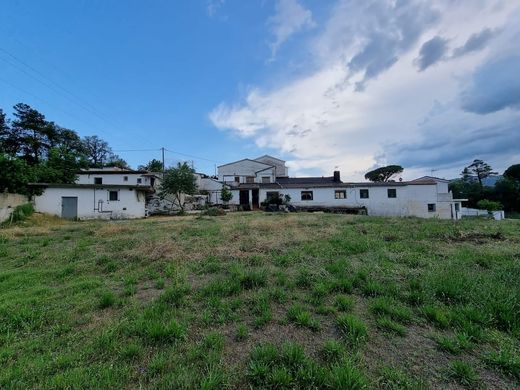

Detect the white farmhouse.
[
  {"left": 218, "top": 156, "right": 465, "bottom": 219},
  {"left": 32, "top": 167, "right": 159, "bottom": 219}
]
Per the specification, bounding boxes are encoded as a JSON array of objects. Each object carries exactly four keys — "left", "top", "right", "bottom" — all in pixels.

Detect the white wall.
[
  {"left": 218, "top": 160, "right": 275, "bottom": 183},
  {"left": 254, "top": 156, "right": 288, "bottom": 177},
  {"left": 34, "top": 187, "right": 146, "bottom": 219},
  {"left": 77, "top": 173, "right": 151, "bottom": 186},
  {"left": 255, "top": 185, "right": 455, "bottom": 219}
]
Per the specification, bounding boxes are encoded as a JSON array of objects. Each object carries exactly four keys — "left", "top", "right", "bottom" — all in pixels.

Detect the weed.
[
  {"left": 370, "top": 297, "right": 412, "bottom": 323},
  {"left": 156, "top": 278, "right": 165, "bottom": 289},
  {"left": 336, "top": 314, "right": 368, "bottom": 345},
  {"left": 98, "top": 291, "right": 116, "bottom": 309},
  {"left": 448, "top": 360, "right": 478, "bottom": 386},
  {"left": 435, "top": 332, "right": 472, "bottom": 354},
  {"left": 320, "top": 339, "right": 344, "bottom": 362},
  {"left": 287, "top": 304, "right": 320, "bottom": 331},
  {"left": 376, "top": 317, "right": 407, "bottom": 336},
  {"left": 377, "top": 366, "right": 426, "bottom": 390},
  {"left": 235, "top": 324, "right": 248, "bottom": 341},
  {"left": 420, "top": 305, "right": 451, "bottom": 328},
  {"left": 334, "top": 295, "right": 354, "bottom": 312},
  {"left": 484, "top": 347, "right": 520, "bottom": 379}
]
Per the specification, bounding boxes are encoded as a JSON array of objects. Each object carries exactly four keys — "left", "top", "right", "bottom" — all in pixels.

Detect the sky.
[{"left": 0, "top": 0, "right": 519, "bottom": 180}]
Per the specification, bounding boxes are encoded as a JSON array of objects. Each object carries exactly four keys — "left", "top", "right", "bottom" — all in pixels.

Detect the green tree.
[
  {"left": 364, "top": 165, "right": 403, "bottom": 182},
  {"left": 477, "top": 199, "right": 502, "bottom": 212},
  {"left": 35, "top": 147, "right": 85, "bottom": 184},
  {"left": 106, "top": 154, "right": 129, "bottom": 169},
  {"left": 159, "top": 162, "right": 197, "bottom": 213},
  {"left": 463, "top": 159, "right": 497, "bottom": 188},
  {"left": 503, "top": 164, "right": 520, "bottom": 182},
  {"left": 10, "top": 103, "right": 57, "bottom": 164},
  {"left": 138, "top": 158, "right": 163, "bottom": 172},
  {"left": 220, "top": 185, "right": 233, "bottom": 203},
  {"left": 0, "top": 154, "right": 35, "bottom": 194},
  {"left": 494, "top": 178, "right": 520, "bottom": 212},
  {"left": 82, "top": 135, "right": 112, "bottom": 167}
]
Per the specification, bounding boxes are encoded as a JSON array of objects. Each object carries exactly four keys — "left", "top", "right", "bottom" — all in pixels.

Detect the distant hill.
[{"left": 449, "top": 175, "right": 503, "bottom": 187}]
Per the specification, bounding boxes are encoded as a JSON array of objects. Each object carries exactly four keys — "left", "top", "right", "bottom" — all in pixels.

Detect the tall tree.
[
  {"left": 10, "top": 103, "right": 57, "bottom": 164},
  {"left": 364, "top": 165, "right": 403, "bottom": 182},
  {"left": 462, "top": 159, "right": 497, "bottom": 188},
  {"left": 159, "top": 162, "right": 197, "bottom": 213},
  {"left": 138, "top": 158, "right": 163, "bottom": 172},
  {"left": 0, "top": 109, "right": 10, "bottom": 154},
  {"left": 0, "top": 154, "right": 35, "bottom": 194},
  {"left": 82, "top": 135, "right": 112, "bottom": 167},
  {"left": 504, "top": 164, "right": 520, "bottom": 182}
]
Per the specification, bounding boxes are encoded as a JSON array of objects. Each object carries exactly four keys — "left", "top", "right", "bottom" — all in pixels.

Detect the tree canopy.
[
  {"left": 364, "top": 165, "right": 403, "bottom": 182},
  {"left": 504, "top": 164, "right": 520, "bottom": 182},
  {"left": 138, "top": 159, "right": 163, "bottom": 172},
  {"left": 159, "top": 162, "right": 197, "bottom": 213},
  {"left": 462, "top": 159, "right": 497, "bottom": 187}
]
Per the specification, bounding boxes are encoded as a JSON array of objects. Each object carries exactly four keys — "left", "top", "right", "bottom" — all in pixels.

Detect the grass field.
[{"left": 1, "top": 212, "right": 519, "bottom": 389}]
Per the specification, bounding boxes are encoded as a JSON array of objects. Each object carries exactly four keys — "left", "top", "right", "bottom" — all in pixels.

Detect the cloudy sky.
[{"left": 1, "top": 1, "right": 519, "bottom": 179}]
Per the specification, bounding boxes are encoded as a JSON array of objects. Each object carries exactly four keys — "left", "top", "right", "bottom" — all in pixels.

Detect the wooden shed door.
[{"left": 61, "top": 197, "right": 78, "bottom": 219}]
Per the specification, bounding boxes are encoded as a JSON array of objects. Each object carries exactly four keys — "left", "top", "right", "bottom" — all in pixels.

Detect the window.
[
  {"left": 246, "top": 176, "right": 255, "bottom": 183},
  {"left": 360, "top": 189, "right": 369, "bottom": 199},
  {"left": 234, "top": 176, "right": 240, "bottom": 183},
  {"left": 266, "top": 191, "right": 279, "bottom": 200},
  {"left": 387, "top": 188, "right": 396, "bottom": 198},
  {"left": 109, "top": 191, "right": 119, "bottom": 201},
  {"left": 261, "top": 176, "right": 270, "bottom": 183},
  {"left": 123, "top": 176, "right": 128, "bottom": 182},
  {"left": 428, "top": 203, "right": 436, "bottom": 212},
  {"left": 137, "top": 178, "right": 142, "bottom": 184},
  {"left": 301, "top": 191, "right": 313, "bottom": 201},
  {"left": 335, "top": 190, "right": 346, "bottom": 199},
  {"left": 94, "top": 177, "right": 102, "bottom": 185}
]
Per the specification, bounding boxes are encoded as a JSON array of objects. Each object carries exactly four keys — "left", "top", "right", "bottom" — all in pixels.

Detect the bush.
[
  {"left": 477, "top": 199, "right": 502, "bottom": 212},
  {"left": 4, "top": 203, "right": 34, "bottom": 224}
]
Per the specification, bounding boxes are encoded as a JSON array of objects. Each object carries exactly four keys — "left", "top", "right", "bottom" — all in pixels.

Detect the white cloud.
[
  {"left": 206, "top": 0, "right": 225, "bottom": 18},
  {"left": 267, "top": 0, "right": 315, "bottom": 60},
  {"left": 211, "top": 0, "right": 520, "bottom": 180}
]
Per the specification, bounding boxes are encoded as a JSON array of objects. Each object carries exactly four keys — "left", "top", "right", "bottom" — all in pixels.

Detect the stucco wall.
[
  {"left": 0, "top": 193, "right": 29, "bottom": 223},
  {"left": 34, "top": 187, "right": 146, "bottom": 219},
  {"left": 219, "top": 160, "right": 275, "bottom": 183}
]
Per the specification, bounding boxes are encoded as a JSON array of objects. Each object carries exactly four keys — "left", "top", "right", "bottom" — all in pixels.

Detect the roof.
[
  {"left": 29, "top": 183, "right": 155, "bottom": 192},
  {"left": 80, "top": 168, "right": 148, "bottom": 175},
  {"left": 254, "top": 155, "right": 286, "bottom": 163},
  {"left": 276, "top": 176, "right": 339, "bottom": 185},
  {"left": 409, "top": 176, "right": 450, "bottom": 184},
  {"left": 217, "top": 158, "right": 272, "bottom": 169},
  {"left": 235, "top": 179, "right": 438, "bottom": 190}
]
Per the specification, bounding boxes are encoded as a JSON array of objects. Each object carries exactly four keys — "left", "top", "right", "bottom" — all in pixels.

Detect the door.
[
  {"left": 252, "top": 189, "right": 259, "bottom": 209},
  {"left": 239, "top": 190, "right": 249, "bottom": 206},
  {"left": 61, "top": 197, "right": 78, "bottom": 219}
]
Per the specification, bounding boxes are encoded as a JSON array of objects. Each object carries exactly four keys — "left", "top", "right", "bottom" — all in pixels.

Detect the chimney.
[{"left": 333, "top": 170, "right": 341, "bottom": 182}]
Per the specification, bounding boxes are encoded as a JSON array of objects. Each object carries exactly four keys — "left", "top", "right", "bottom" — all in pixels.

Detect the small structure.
[{"left": 31, "top": 167, "right": 159, "bottom": 219}]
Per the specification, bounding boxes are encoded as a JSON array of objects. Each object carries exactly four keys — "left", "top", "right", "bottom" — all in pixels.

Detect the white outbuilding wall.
[
  {"left": 34, "top": 187, "right": 147, "bottom": 219},
  {"left": 77, "top": 173, "right": 152, "bottom": 186}
]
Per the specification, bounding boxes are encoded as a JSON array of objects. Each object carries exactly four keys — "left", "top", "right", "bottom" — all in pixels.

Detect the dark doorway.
[
  {"left": 239, "top": 190, "right": 249, "bottom": 206},
  {"left": 252, "top": 189, "right": 259, "bottom": 209}
]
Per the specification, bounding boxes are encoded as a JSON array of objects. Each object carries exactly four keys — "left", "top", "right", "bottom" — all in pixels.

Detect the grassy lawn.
[{"left": 1, "top": 212, "right": 519, "bottom": 389}]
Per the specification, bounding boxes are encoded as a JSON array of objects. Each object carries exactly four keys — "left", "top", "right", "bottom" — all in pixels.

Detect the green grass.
[{"left": 0, "top": 212, "right": 518, "bottom": 388}]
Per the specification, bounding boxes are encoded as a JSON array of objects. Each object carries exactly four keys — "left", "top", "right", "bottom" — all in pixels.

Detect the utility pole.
[{"left": 161, "top": 147, "right": 165, "bottom": 178}]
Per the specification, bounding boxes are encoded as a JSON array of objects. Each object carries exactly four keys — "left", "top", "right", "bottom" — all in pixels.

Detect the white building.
[
  {"left": 32, "top": 168, "right": 158, "bottom": 219},
  {"left": 218, "top": 157, "right": 465, "bottom": 219}
]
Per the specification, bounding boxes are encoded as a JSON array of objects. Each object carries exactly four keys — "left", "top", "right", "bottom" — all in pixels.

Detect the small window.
[
  {"left": 262, "top": 176, "right": 270, "bottom": 183},
  {"left": 123, "top": 176, "right": 128, "bottom": 182},
  {"left": 266, "top": 191, "right": 279, "bottom": 200},
  {"left": 109, "top": 191, "right": 119, "bottom": 201},
  {"left": 387, "top": 188, "right": 396, "bottom": 198},
  {"left": 428, "top": 203, "right": 436, "bottom": 212},
  {"left": 301, "top": 191, "right": 313, "bottom": 201},
  {"left": 360, "top": 189, "right": 369, "bottom": 199},
  {"left": 234, "top": 176, "right": 240, "bottom": 183},
  {"left": 137, "top": 178, "right": 142, "bottom": 184},
  {"left": 94, "top": 177, "right": 102, "bottom": 185},
  {"left": 246, "top": 176, "right": 255, "bottom": 183},
  {"left": 335, "top": 190, "right": 346, "bottom": 199}
]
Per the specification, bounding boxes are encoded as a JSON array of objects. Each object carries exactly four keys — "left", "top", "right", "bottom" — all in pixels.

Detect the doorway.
[{"left": 61, "top": 197, "right": 78, "bottom": 219}]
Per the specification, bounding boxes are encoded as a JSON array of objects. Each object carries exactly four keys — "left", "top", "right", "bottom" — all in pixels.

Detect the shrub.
[
  {"left": 4, "top": 203, "right": 34, "bottom": 224},
  {"left": 476, "top": 199, "right": 502, "bottom": 212}
]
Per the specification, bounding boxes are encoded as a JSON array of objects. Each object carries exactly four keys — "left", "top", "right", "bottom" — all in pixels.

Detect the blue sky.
[{"left": 1, "top": 1, "right": 519, "bottom": 180}]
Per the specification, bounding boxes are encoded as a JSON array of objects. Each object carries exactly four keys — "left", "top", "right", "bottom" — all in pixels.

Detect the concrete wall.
[
  {"left": 34, "top": 187, "right": 146, "bottom": 219},
  {"left": 0, "top": 193, "right": 29, "bottom": 223},
  {"left": 254, "top": 156, "right": 288, "bottom": 177},
  {"left": 77, "top": 173, "right": 152, "bottom": 186}
]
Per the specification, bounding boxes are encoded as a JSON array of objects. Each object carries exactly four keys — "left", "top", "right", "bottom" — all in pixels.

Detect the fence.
[{"left": 461, "top": 207, "right": 505, "bottom": 220}]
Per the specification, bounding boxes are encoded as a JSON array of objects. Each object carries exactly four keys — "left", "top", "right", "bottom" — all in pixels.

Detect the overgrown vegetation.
[{"left": 0, "top": 212, "right": 518, "bottom": 388}]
